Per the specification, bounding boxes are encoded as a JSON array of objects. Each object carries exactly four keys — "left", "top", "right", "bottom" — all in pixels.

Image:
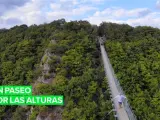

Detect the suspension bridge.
[{"left": 98, "top": 36, "right": 137, "bottom": 120}]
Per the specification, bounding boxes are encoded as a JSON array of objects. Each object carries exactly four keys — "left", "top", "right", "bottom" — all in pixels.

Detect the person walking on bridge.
[{"left": 113, "top": 94, "right": 126, "bottom": 109}]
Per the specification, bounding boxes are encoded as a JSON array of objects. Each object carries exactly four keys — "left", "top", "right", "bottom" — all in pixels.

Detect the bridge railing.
[{"left": 104, "top": 46, "right": 137, "bottom": 120}]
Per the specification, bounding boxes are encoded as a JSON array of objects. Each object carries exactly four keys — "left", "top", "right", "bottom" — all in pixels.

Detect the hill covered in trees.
[
  {"left": 99, "top": 22, "right": 160, "bottom": 120},
  {"left": 0, "top": 19, "right": 159, "bottom": 120},
  {"left": 0, "top": 19, "right": 113, "bottom": 120}
]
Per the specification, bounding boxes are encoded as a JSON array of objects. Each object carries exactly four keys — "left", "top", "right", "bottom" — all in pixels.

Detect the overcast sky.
[{"left": 0, "top": 0, "right": 160, "bottom": 28}]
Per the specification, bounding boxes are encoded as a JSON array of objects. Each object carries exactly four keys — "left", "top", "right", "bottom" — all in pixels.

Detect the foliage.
[
  {"left": 12, "top": 107, "right": 29, "bottom": 120},
  {"left": 102, "top": 23, "right": 160, "bottom": 120},
  {"left": 3, "top": 20, "right": 157, "bottom": 120}
]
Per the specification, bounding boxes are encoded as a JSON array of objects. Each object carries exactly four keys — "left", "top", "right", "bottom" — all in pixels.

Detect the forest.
[
  {"left": 0, "top": 19, "right": 113, "bottom": 120},
  {"left": 0, "top": 19, "right": 159, "bottom": 120},
  {"left": 99, "top": 22, "right": 160, "bottom": 120}
]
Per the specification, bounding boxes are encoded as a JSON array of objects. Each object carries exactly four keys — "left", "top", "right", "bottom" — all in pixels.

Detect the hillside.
[
  {"left": 99, "top": 22, "right": 160, "bottom": 120},
  {"left": 0, "top": 20, "right": 159, "bottom": 120},
  {"left": 0, "top": 20, "right": 113, "bottom": 120}
]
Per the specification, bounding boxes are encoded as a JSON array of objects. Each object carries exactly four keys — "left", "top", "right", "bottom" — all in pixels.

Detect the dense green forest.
[
  {"left": 99, "top": 22, "right": 160, "bottom": 120},
  {"left": 0, "top": 19, "right": 160, "bottom": 120},
  {"left": 0, "top": 20, "right": 113, "bottom": 120}
]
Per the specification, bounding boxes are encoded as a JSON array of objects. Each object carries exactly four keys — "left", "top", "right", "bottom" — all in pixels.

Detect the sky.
[{"left": 0, "top": 0, "right": 160, "bottom": 28}]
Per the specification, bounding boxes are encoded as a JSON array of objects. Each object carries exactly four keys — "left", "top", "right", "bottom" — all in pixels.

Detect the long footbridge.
[{"left": 98, "top": 37, "right": 137, "bottom": 120}]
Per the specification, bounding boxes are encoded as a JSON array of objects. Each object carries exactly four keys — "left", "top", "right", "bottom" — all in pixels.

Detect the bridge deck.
[{"left": 100, "top": 43, "right": 129, "bottom": 120}]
